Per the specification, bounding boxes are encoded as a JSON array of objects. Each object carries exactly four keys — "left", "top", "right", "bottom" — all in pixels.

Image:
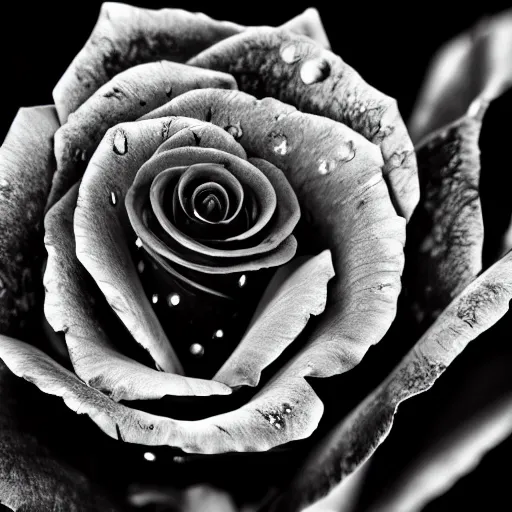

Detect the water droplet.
[
  {"left": 109, "top": 191, "right": 118, "bottom": 206},
  {"left": 190, "top": 343, "right": 205, "bottom": 357},
  {"left": 338, "top": 140, "right": 356, "bottom": 163},
  {"left": 270, "top": 133, "right": 288, "bottom": 155},
  {"left": 318, "top": 159, "right": 334, "bottom": 175},
  {"left": 359, "top": 105, "right": 367, "bottom": 113},
  {"left": 214, "top": 329, "right": 224, "bottom": 339},
  {"left": 275, "top": 423, "right": 282, "bottom": 430},
  {"left": 168, "top": 293, "right": 180, "bottom": 306},
  {"left": 113, "top": 128, "right": 128, "bottom": 155},
  {"left": 238, "top": 274, "right": 247, "bottom": 288},
  {"left": 225, "top": 122, "right": 243, "bottom": 141},
  {"left": 280, "top": 43, "right": 301, "bottom": 64},
  {"left": 300, "top": 57, "right": 330, "bottom": 85},
  {"left": 143, "top": 452, "right": 156, "bottom": 462},
  {"left": 135, "top": 238, "right": 143, "bottom": 248},
  {"left": 137, "top": 261, "right": 145, "bottom": 273},
  {"left": 151, "top": 294, "right": 159, "bottom": 304}
]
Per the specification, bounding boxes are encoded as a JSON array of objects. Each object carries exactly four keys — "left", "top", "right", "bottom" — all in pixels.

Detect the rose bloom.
[{"left": 1, "top": 4, "right": 512, "bottom": 512}]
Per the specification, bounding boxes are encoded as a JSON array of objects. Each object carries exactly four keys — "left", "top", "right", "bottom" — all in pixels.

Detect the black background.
[{"left": 2, "top": 1, "right": 512, "bottom": 511}]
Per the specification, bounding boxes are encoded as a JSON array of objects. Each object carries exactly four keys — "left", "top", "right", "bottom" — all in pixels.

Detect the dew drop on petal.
[
  {"left": 109, "top": 191, "right": 118, "bottom": 206},
  {"left": 168, "top": 293, "right": 180, "bottom": 306},
  {"left": 280, "top": 43, "right": 301, "bottom": 64},
  {"left": 214, "top": 329, "right": 224, "bottom": 339},
  {"left": 225, "top": 122, "right": 243, "bottom": 141},
  {"left": 113, "top": 128, "right": 128, "bottom": 155},
  {"left": 137, "top": 260, "right": 145, "bottom": 273},
  {"left": 300, "top": 57, "right": 330, "bottom": 85},
  {"left": 190, "top": 343, "right": 205, "bottom": 357},
  {"left": 151, "top": 294, "right": 159, "bottom": 304},
  {"left": 135, "top": 238, "right": 143, "bottom": 248},
  {"left": 143, "top": 452, "right": 156, "bottom": 462},
  {"left": 238, "top": 274, "right": 247, "bottom": 288}
]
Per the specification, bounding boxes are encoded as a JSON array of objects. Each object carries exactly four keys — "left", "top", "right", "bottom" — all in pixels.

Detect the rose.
[
  {"left": 1, "top": 4, "right": 511, "bottom": 512},
  {"left": 0, "top": 1, "right": 413, "bottom": 454}
]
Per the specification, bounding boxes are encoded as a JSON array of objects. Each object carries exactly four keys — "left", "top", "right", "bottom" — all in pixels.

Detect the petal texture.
[{"left": 0, "top": 106, "right": 59, "bottom": 335}]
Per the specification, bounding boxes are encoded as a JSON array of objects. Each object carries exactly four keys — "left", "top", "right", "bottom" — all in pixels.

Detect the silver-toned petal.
[
  {"left": 0, "top": 105, "right": 59, "bottom": 334},
  {"left": 53, "top": 2, "right": 244, "bottom": 122}
]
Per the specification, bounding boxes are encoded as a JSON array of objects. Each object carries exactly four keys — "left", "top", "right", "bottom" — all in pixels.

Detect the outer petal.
[
  {"left": 144, "top": 89, "right": 406, "bottom": 382},
  {"left": 49, "top": 61, "right": 237, "bottom": 208},
  {"left": 44, "top": 185, "right": 231, "bottom": 400},
  {"left": 407, "top": 113, "right": 484, "bottom": 327},
  {"left": 188, "top": 28, "right": 418, "bottom": 220},
  {"left": 52, "top": 3, "right": 330, "bottom": 123},
  {"left": 52, "top": 2, "right": 244, "bottom": 122},
  {"left": 0, "top": 337, "right": 322, "bottom": 453},
  {"left": 0, "top": 106, "right": 59, "bottom": 335},
  {"left": 409, "top": 9, "right": 512, "bottom": 142},
  {"left": 0, "top": 361, "right": 121, "bottom": 511},
  {"left": 270, "top": 250, "right": 512, "bottom": 512}
]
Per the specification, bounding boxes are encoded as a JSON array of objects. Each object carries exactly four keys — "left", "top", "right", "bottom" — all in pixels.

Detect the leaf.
[
  {"left": 0, "top": 106, "right": 59, "bottom": 335},
  {"left": 144, "top": 89, "right": 405, "bottom": 384},
  {"left": 214, "top": 250, "right": 334, "bottom": 387},
  {"left": 188, "top": 28, "right": 418, "bottom": 220},
  {"left": 406, "top": 114, "right": 484, "bottom": 327},
  {"left": 0, "top": 360, "right": 121, "bottom": 511},
  {"left": 409, "top": 9, "right": 512, "bottom": 143},
  {"left": 269, "top": 249, "right": 512, "bottom": 512},
  {"left": 48, "top": 61, "right": 237, "bottom": 209},
  {"left": 44, "top": 184, "right": 232, "bottom": 401}
]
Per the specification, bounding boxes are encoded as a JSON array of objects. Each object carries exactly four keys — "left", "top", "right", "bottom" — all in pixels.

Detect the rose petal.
[
  {"left": 409, "top": 9, "right": 512, "bottom": 142},
  {"left": 270, "top": 249, "right": 512, "bottom": 512},
  {"left": 0, "top": 105, "right": 59, "bottom": 334},
  {"left": 146, "top": 89, "right": 405, "bottom": 380},
  {"left": 406, "top": 114, "right": 484, "bottom": 327},
  {"left": 214, "top": 250, "right": 334, "bottom": 387},
  {"left": 0, "top": 360, "right": 121, "bottom": 511},
  {"left": 49, "top": 61, "right": 237, "bottom": 209},
  {"left": 53, "top": 2, "right": 245, "bottom": 123},
  {"left": 188, "top": 28, "right": 418, "bottom": 220},
  {"left": 0, "top": 337, "right": 322, "bottom": 453},
  {"left": 44, "top": 185, "right": 231, "bottom": 400}
]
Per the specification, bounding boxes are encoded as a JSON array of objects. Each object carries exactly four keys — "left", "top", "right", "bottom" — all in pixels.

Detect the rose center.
[{"left": 191, "top": 182, "right": 230, "bottom": 223}]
